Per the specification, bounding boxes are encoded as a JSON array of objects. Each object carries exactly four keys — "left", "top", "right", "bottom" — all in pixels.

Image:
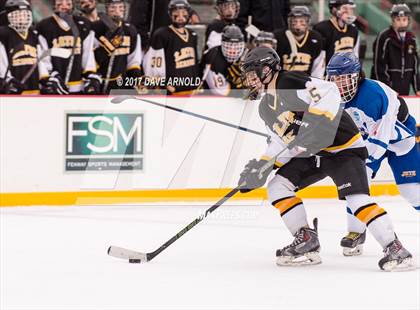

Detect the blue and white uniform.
[
  {"left": 327, "top": 51, "right": 419, "bottom": 258},
  {"left": 345, "top": 79, "right": 419, "bottom": 189},
  {"left": 327, "top": 50, "right": 419, "bottom": 217}
]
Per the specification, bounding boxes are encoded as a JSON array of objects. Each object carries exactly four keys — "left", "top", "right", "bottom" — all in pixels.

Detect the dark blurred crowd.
[{"left": 0, "top": 0, "right": 419, "bottom": 96}]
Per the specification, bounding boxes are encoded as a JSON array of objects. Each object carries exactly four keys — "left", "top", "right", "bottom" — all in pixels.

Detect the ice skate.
[
  {"left": 276, "top": 218, "right": 321, "bottom": 266},
  {"left": 378, "top": 239, "right": 415, "bottom": 271},
  {"left": 341, "top": 230, "right": 366, "bottom": 256}
]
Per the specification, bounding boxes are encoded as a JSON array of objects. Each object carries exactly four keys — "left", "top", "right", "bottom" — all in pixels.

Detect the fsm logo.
[{"left": 65, "top": 113, "right": 144, "bottom": 171}]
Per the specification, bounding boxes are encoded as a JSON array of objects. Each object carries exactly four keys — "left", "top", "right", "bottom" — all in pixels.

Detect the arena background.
[{"left": 29, "top": 0, "right": 420, "bottom": 93}]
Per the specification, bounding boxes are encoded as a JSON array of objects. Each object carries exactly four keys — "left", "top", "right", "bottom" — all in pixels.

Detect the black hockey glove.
[
  {"left": 5, "top": 77, "right": 24, "bottom": 94},
  {"left": 83, "top": 74, "right": 102, "bottom": 94},
  {"left": 238, "top": 159, "right": 272, "bottom": 193},
  {"left": 41, "top": 71, "right": 69, "bottom": 94}
]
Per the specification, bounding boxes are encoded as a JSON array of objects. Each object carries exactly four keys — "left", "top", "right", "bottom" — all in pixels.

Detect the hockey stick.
[
  {"left": 285, "top": 30, "right": 298, "bottom": 70},
  {"left": 192, "top": 63, "right": 211, "bottom": 95},
  {"left": 107, "top": 145, "right": 291, "bottom": 263},
  {"left": 245, "top": 24, "right": 260, "bottom": 39},
  {"left": 21, "top": 48, "right": 71, "bottom": 84},
  {"left": 59, "top": 13, "right": 80, "bottom": 85},
  {"left": 111, "top": 95, "right": 269, "bottom": 138}
]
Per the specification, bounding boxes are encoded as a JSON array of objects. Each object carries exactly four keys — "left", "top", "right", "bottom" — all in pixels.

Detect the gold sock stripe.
[
  {"left": 366, "top": 212, "right": 388, "bottom": 226},
  {"left": 273, "top": 196, "right": 303, "bottom": 216},
  {"left": 354, "top": 203, "right": 387, "bottom": 224},
  {"left": 353, "top": 203, "right": 376, "bottom": 216}
]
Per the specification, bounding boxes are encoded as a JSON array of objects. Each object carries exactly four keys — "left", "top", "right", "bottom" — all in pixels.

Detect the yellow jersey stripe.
[{"left": 323, "top": 133, "right": 362, "bottom": 152}]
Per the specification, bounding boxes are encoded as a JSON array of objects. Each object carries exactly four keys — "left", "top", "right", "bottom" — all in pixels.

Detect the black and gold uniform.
[
  {"left": 313, "top": 18, "right": 359, "bottom": 67},
  {"left": 240, "top": 47, "right": 412, "bottom": 270},
  {"left": 200, "top": 24, "right": 245, "bottom": 96},
  {"left": 143, "top": 25, "right": 199, "bottom": 95},
  {"left": 0, "top": 26, "right": 47, "bottom": 94},
  {"left": 0, "top": 0, "right": 48, "bottom": 94},
  {"left": 36, "top": 14, "right": 98, "bottom": 93},
  {"left": 260, "top": 70, "right": 367, "bottom": 180},
  {"left": 92, "top": 19, "right": 142, "bottom": 93},
  {"left": 243, "top": 48, "right": 367, "bottom": 199},
  {"left": 273, "top": 29, "right": 325, "bottom": 78},
  {"left": 200, "top": 45, "right": 243, "bottom": 96}
]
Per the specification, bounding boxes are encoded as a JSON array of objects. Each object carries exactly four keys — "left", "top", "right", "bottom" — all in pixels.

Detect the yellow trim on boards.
[{"left": 0, "top": 184, "right": 400, "bottom": 207}]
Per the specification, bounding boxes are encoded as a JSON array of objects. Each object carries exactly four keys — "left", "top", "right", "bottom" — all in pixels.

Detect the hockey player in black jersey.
[
  {"left": 91, "top": 0, "right": 142, "bottom": 94},
  {"left": 239, "top": 46, "right": 414, "bottom": 271},
  {"left": 204, "top": 0, "right": 240, "bottom": 51},
  {"left": 143, "top": 0, "right": 199, "bottom": 95},
  {"left": 274, "top": 6, "right": 325, "bottom": 78},
  {"left": 201, "top": 24, "right": 245, "bottom": 96},
  {"left": 0, "top": 0, "right": 48, "bottom": 94},
  {"left": 313, "top": 0, "right": 360, "bottom": 66},
  {"left": 36, "top": 0, "right": 101, "bottom": 94}
]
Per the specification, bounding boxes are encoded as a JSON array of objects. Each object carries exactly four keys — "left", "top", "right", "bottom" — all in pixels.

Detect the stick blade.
[
  {"left": 50, "top": 48, "right": 72, "bottom": 59},
  {"left": 110, "top": 95, "right": 135, "bottom": 104},
  {"left": 107, "top": 245, "right": 148, "bottom": 263},
  {"left": 245, "top": 24, "right": 260, "bottom": 37}
]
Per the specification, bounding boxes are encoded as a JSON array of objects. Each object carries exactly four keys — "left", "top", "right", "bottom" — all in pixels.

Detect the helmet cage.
[
  {"left": 216, "top": 1, "right": 240, "bottom": 22},
  {"left": 327, "top": 72, "right": 359, "bottom": 103},
  {"left": 7, "top": 8, "right": 32, "bottom": 33},
  {"left": 335, "top": 4, "right": 356, "bottom": 25},
  {"left": 288, "top": 16, "right": 309, "bottom": 36},
  {"left": 168, "top": 1, "right": 191, "bottom": 28},
  {"left": 105, "top": 1, "right": 126, "bottom": 22},
  {"left": 54, "top": 0, "right": 73, "bottom": 14},
  {"left": 242, "top": 64, "right": 273, "bottom": 96},
  {"left": 390, "top": 5, "right": 411, "bottom": 33},
  {"left": 76, "top": 0, "right": 96, "bottom": 14},
  {"left": 221, "top": 41, "right": 244, "bottom": 63}
]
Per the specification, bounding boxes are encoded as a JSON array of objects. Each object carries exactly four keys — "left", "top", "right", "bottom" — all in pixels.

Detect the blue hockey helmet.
[{"left": 326, "top": 52, "right": 361, "bottom": 102}]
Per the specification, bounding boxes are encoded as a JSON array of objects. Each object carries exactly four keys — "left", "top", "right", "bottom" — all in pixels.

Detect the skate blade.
[
  {"left": 382, "top": 257, "right": 416, "bottom": 272},
  {"left": 343, "top": 245, "right": 363, "bottom": 257},
  {"left": 276, "top": 252, "right": 322, "bottom": 266}
]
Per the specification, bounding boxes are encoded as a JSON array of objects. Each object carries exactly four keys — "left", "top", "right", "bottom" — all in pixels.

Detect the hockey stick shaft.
[
  {"left": 21, "top": 48, "right": 71, "bottom": 84},
  {"left": 60, "top": 13, "right": 80, "bottom": 85},
  {"left": 145, "top": 134, "right": 312, "bottom": 261},
  {"left": 108, "top": 145, "right": 290, "bottom": 263},
  {"left": 192, "top": 63, "right": 211, "bottom": 95},
  {"left": 145, "top": 187, "right": 241, "bottom": 261},
  {"left": 285, "top": 30, "right": 298, "bottom": 70},
  {"left": 103, "top": 52, "right": 116, "bottom": 93},
  {"left": 112, "top": 96, "right": 269, "bottom": 138},
  {"left": 99, "top": 13, "right": 119, "bottom": 93}
]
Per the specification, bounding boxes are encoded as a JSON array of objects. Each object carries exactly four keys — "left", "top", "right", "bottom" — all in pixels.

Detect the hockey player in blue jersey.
[{"left": 326, "top": 51, "right": 420, "bottom": 256}]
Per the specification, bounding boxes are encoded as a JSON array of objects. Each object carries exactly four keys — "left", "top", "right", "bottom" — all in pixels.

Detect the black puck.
[{"left": 129, "top": 258, "right": 142, "bottom": 263}]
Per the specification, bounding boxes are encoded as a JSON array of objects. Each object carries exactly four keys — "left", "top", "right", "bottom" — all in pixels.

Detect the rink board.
[{"left": 0, "top": 95, "right": 419, "bottom": 206}]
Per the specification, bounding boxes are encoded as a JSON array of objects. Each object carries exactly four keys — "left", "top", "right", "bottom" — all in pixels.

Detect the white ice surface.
[{"left": 1, "top": 196, "right": 419, "bottom": 310}]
